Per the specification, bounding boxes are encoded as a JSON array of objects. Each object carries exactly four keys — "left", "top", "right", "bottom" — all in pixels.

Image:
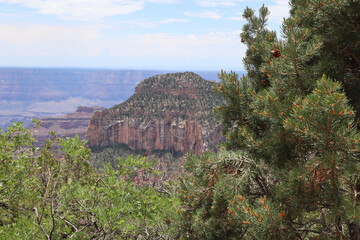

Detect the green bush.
[{"left": 0, "top": 121, "right": 178, "bottom": 239}]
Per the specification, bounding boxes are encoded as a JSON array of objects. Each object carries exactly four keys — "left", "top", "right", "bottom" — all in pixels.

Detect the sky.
[{"left": 0, "top": 0, "right": 291, "bottom": 71}]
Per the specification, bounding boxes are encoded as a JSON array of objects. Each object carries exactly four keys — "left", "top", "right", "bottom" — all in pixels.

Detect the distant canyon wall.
[{"left": 31, "top": 106, "right": 104, "bottom": 145}]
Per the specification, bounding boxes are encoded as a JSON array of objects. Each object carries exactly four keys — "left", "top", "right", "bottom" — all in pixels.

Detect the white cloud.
[
  {"left": 159, "top": 18, "right": 188, "bottom": 24},
  {"left": 107, "top": 30, "right": 246, "bottom": 67},
  {"left": 114, "top": 19, "right": 158, "bottom": 28},
  {"left": 114, "top": 18, "right": 188, "bottom": 28},
  {"left": 0, "top": 20, "right": 245, "bottom": 70},
  {"left": 268, "top": 0, "right": 290, "bottom": 23},
  {"left": 147, "top": 0, "right": 180, "bottom": 3},
  {"left": 187, "top": 34, "right": 198, "bottom": 40},
  {"left": 197, "top": 0, "right": 244, "bottom": 7},
  {"left": 0, "top": 24, "right": 100, "bottom": 56},
  {"left": 227, "top": 16, "right": 243, "bottom": 21},
  {"left": 0, "top": 0, "right": 145, "bottom": 21},
  {"left": 185, "top": 10, "right": 221, "bottom": 19}
]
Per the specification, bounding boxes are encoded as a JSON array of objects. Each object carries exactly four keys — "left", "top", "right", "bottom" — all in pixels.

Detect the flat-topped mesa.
[{"left": 87, "top": 72, "right": 224, "bottom": 154}]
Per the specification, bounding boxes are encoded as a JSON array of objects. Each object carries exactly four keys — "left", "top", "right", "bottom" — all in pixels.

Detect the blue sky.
[{"left": 0, "top": 0, "right": 290, "bottom": 71}]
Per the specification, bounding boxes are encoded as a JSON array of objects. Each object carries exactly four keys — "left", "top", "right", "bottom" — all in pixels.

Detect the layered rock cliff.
[
  {"left": 87, "top": 72, "right": 224, "bottom": 154},
  {"left": 31, "top": 106, "right": 104, "bottom": 145}
]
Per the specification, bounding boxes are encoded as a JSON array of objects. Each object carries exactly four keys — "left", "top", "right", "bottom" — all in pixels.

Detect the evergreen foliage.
[
  {"left": 290, "top": 0, "right": 360, "bottom": 117},
  {"left": 174, "top": 1, "right": 360, "bottom": 239}
]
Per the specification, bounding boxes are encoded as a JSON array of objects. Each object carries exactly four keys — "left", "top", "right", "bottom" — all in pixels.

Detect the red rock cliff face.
[
  {"left": 87, "top": 116, "right": 223, "bottom": 154},
  {"left": 86, "top": 72, "right": 224, "bottom": 154}
]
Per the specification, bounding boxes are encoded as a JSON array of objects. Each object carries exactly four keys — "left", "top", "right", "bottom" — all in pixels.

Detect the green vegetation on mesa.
[
  {"left": 1, "top": 1, "right": 360, "bottom": 239},
  {"left": 174, "top": 1, "right": 360, "bottom": 239},
  {"left": 100, "top": 72, "right": 224, "bottom": 123}
]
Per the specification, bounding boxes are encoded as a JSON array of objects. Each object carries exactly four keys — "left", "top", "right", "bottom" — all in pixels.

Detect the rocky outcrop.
[
  {"left": 87, "top": 72, "right": 224, "bottom": 154},
  {"left": 31, "top": 106, "right": 104, "bottom": 145}
]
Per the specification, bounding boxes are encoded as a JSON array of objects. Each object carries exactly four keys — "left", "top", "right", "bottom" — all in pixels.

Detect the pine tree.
[
  {"left": 289, "top": 0, "right": 360, "bottom": 118},
  {"left": 174, "top": 1, "right": 360, "bottom": 239}
]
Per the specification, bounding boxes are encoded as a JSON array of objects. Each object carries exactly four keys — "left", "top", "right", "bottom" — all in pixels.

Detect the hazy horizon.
[{"left": 0, "top": 65, "right": 244, "bottom": 73}]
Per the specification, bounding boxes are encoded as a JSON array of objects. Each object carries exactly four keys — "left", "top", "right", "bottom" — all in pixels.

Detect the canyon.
[{"left": 31, "top": 106, "right": 104, "bottom": 145}]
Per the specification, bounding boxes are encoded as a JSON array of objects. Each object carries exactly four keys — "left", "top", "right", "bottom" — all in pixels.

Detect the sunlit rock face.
[{"left": 87, "top": 72, "right": 224, "bottom": 154}]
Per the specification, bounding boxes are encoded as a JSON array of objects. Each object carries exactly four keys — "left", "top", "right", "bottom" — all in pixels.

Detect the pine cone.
[{"left": 272, "top": 49, "right": 281, "bottom": 58}]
